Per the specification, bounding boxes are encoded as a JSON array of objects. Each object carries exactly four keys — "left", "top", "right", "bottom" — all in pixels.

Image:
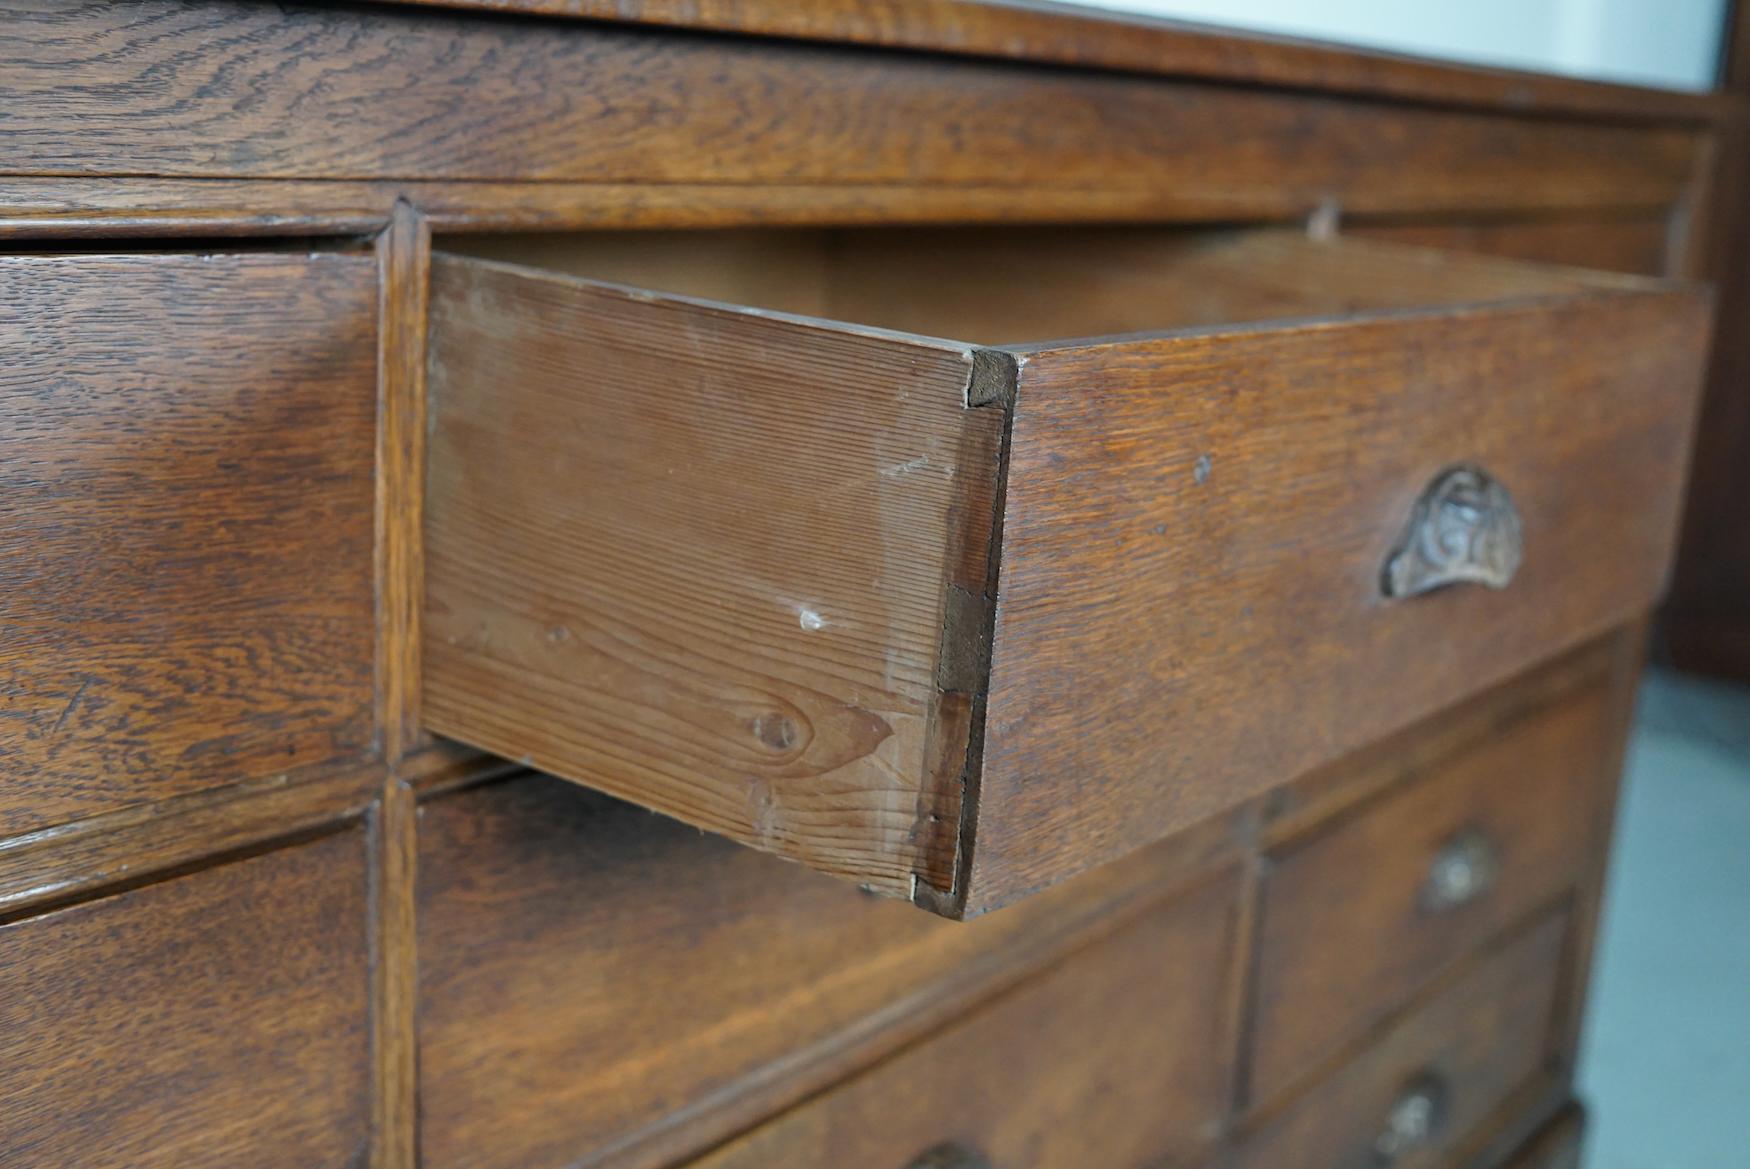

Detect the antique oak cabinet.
[{"left": 0, "top": 3, "right": 1719, "bottom": 1168}]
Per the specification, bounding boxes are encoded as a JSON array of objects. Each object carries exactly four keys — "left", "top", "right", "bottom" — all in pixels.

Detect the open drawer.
[{"left": 422, "top": 228, "right": 1708, "bottom": 917}]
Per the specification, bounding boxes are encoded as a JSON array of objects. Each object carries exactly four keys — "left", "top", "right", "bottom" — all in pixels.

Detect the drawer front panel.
[
  {"left": 0, "top": 830, "right": 372, "bottom": 1168},
  {"left": 972, "top": 284, "right": 1705, "bottom": 909},
  {"left": 416, "top": 774, "right": 1229, "bottom": 1169},
  {"left": 0, "top": 252, "right": 378, "bottom": 834},
  {"left": 1247, "top": 683, "right": 1611, "bottom": 1103},
  {"left": 683, "top": 874, "right": 1242, "bottom": 1169},
  {"left": 1235, "top": 912, "right": 1568, "bottom": 1169}
]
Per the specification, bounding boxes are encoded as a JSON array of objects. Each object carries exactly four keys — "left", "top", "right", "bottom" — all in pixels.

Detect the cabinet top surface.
[{"left": 387, "top": 0, "right": 1721, "bottom": 122}]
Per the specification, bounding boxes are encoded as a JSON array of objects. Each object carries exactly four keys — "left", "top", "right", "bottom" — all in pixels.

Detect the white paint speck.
[
  {"left": 879, "top": 454, "right": 930, "bottom": 479},
  {"left": 798, "top": 607, "right": 825, "bottom": 631}
]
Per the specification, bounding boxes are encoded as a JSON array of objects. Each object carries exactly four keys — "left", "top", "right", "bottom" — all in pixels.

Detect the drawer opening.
[
  {"left": 423, "top": 225, "right": 1705, "bottom": 918},
  {"left": 441, "top": 225, "right": 1628, "bottom": 348}
]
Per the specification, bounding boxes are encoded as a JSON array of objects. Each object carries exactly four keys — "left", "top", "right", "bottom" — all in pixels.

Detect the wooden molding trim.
[{"left": 392, "top": 0, "right": 1722, "bottom": 123}]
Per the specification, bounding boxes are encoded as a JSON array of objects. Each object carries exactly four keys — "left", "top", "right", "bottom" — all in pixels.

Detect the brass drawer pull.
[
  {"left": 1373, "top": 1071, "right": 1451, "bottom": 1163},
  {"left": 1420, "top": 828, "right": 1501, "bottom": 913},
  {"left": 1383, "top": 465, "right": 1524, "bottom": 598},
  {"left": 905, "top": 1142, "right": 993, "bottom": 1169}
]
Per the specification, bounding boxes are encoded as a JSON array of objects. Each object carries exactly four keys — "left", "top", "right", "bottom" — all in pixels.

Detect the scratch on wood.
[{"left": 50, "top": 677, "right": 92, "bottom": 736}]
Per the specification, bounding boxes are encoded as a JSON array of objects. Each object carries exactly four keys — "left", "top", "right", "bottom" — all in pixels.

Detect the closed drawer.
[
  {"left": 1247, "top": 681, "right": 1612, "bottom": 1103},
  {"left": 0, "top": 252, "right": 378, "bottom": 833},
  {"left": 1234, "top": 911, "right": 1568, "bottom": 1169},
  {"left": 416, "top": 772, "right": 1229, "bottom": 1169},
  {"left": 0, "top": 830, "right": 371, "bottom": 1168},
  {"left": 423, "top": 227, "right": 1707, "bottom": 916},
  {"left": 680, "top": 872, "right": 1242, "bottom": 1169}
]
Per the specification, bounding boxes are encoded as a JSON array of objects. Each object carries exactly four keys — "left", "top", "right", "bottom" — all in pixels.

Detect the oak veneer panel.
[
  {"left": 1233, "top": 912, "right": 1568, "bottom": 1169},
  {"left": 0, "top": 829, "right": 371, "bottom": 1169},
  {"left": 683, "top": 873, "right": 1241, "bottom": 1169},
  {"left": 0, "top": 253, "right": 378, "bottom": 835},
  {"left": 416, "top": 774, "right": 1230, "bottom": 1169},
  {"left": 390, "top": 0, "right": 1719, "bottom": 123},
  {"left": 0, "top": 2, "right": 1701, "bottom": 218},
  {"left": 1247, "top": 682, "right": 1611, "bottom": 1105},
  {"left": 970, "top": 286, "right": 1708, "bottom": 910}
]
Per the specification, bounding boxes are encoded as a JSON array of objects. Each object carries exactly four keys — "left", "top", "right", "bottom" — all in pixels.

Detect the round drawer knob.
[
  {"left": 1374, "top": 1072, "right": 1451, "bottom": 1164},
  {"left": 904, "top": 1142, "right": 993, "bottom": 1169},
  {"left": 1420, "top": 828, "right": 1501, "bottom": 913}
]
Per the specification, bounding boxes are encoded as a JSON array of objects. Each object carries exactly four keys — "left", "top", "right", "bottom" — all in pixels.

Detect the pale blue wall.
[{"left": 1077, "top": 0, "right": 1727, "bottom": 91}]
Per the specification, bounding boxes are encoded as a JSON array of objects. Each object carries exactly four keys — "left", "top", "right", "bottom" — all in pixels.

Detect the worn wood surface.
[
  {"left": 415, "top": 774, "right": 1236, "bottom": 1169},
  {"left": 682, "top": 872, "right": 1242, "bottom": 1169},
  {"left": 423, "top": 254, "right": 1001, "bottom": 897},
  {"left": 0, "top": 252, "right": 378, "bottom": 835},
  {"left": 1233, "top": 912, "right": 1568, "bottom": 1169},
  {"left": 1247, "top": 682, "right": 1610, "bottom": 1105},
  {"left": 387, "top": 0, "right": 1720, "bottom": 123},
  {"left": 1347, "top": 214, "right": 1674, "bottom": 277},
  {"left": 0, "top": 3, "right": 1701, "bottom": 221},
  {"left": 0, "top": 829, "right": 371, "bottom": 1168},
  {"left": 969, "top": 283, "right": 1708, "bottom": 910}
]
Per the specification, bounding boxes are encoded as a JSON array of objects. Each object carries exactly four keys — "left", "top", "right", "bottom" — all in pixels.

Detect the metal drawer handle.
[
  {"left": 1382, "top": 465, "right": 1523, "bottom": 598},
  {"left": 905, "top": 1142, "right": 993, "bottom": 1169},
  {"left": 1374, "top": 1071, "right": 1452, "bottom": 1164},
  {"left": 1420, "top": 828, "right": 1501, "bottom": 914}
]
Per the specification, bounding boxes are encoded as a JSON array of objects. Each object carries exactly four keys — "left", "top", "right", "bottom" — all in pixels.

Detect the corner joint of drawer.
[
  {"left": 966, "top": 347, "right": 1019, "bottom": 409},
  {"left": 936, "top": 584, "right": 993, "bottom": 694}
]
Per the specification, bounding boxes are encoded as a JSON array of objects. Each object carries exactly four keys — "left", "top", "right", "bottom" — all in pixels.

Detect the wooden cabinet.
[{"left": 0, "top": 2, "right": 1714, "bottom": 1167}]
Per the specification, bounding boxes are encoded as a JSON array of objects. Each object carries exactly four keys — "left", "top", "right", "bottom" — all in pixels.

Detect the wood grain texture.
[
  {"left": 1246, "top": 682, "right": 1611, "bottom": 1106},
  {"left": 385, "top": 0, "right": 1720, "bottom": 123},
  {"left": 969, "top": 284, "right": 1709, "bottom": 911},
  {"left": 682, "top": 873, "right": 1242, "bottom": 1169},
  {"left": 375, "top": 204, "right": 432, "bottom": 764},
  {"left": 0, "top": 252, "right": 378, "bottom": 836},
  {"left": 415, "top": 774, "right": 1236, "bottom": 1169},
  {"left": 0, "top": 829, "right": 372, "bottom": 1169},
  {"left": 1232, "top": 912, "right": 1568, "bottom": 1169},
  {"left": 0, "top": 3, "right": 1702, "bottom": 218},
  {"left": 423, "top": 254, "right": 1000, "bottom": 897},
  {"left": 1346, "top": 214, "right": 1674, "bottom": 277},
  {"left": 0, "top": 757, "right": 380, "bottom": 918},
  {"left": 369, "top": 784, "right": 419, "bottom": 1169}
]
